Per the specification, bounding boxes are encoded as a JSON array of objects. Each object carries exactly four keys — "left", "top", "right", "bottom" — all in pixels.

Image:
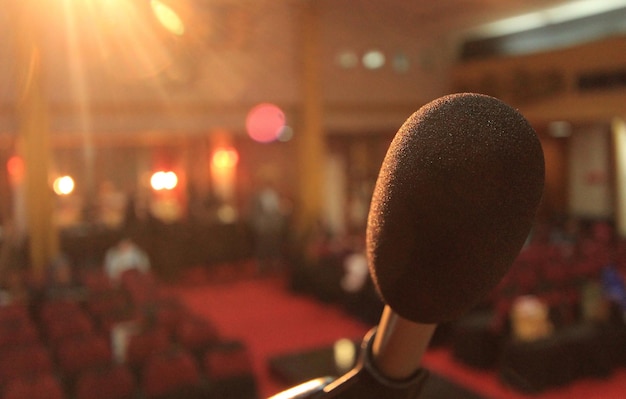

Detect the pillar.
[
  {"left": 295, "top": 0, "right": 326, "bottom": 235},
  {"left": 613, "top": 117, "right": 626, "bottom": 238},
  {"left": 13, "top": 0, "right": 59, "bottom": 281}
]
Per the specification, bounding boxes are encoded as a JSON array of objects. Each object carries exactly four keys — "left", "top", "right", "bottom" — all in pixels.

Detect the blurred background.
[
  {"left": 1, "top": 1, "right": 626, "bottom": 398},
  {"left": 1, "top": 0, "right": 626, "bottom": 273}
]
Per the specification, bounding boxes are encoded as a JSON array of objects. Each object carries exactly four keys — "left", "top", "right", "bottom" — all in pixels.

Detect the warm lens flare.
[
  {"left": 246, "top": 103, "right": 286, "bottom": 143},
  {"left": 53, "top": 176, "right": 75, "bottom": 196},
  {"left": 7, "top": 156, "right": 25, "bottom": 183},
  {"left": 151, "top": 170, "right": 178, "bottom": 190},
  {"left": 150, "top": 0, "right": 185, "bottom": 36},
  {"left": 211, "top": 147, "right": 239, "bottom": 169}
]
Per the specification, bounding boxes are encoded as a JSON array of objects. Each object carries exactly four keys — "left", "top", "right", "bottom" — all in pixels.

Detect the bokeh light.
[
  {"left": 277, "top": 126, "right": 294, "bottom": 142},
  {"left": 211, "top": 147, "right": 239, "bottom": 169},
  {"left": 53, "top": 176, "right": 75, "bottom": 196},
  {"left": 333, "top": 338, "right": 357, "bottom": 373},
  {"left": 362, "top": 49, "right": 386, "bottom": 69},
  {"left": 150, "top": 0, "right": 185, "bottom": 36},
  {"left": 6, "top": 156, "right": 25, "bottom": 184},
  {"left": 151, "top": 170, "right": 178, "bottom": 190},
  {"left": 246, "top": 103, "right": 286, "bottom": 143}
]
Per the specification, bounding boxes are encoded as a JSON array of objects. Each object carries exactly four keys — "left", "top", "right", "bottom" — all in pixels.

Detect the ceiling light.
[
  {"left": 362, "top": 49, "right": 385, "bottom": 70},
  {"left": 467, "top": 0, "right": 626, "bottom": 39}
]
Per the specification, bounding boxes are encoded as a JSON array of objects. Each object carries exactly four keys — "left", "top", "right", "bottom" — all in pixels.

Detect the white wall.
[{"left": 568, "top": 125, "right": 613, "bottom": 219}]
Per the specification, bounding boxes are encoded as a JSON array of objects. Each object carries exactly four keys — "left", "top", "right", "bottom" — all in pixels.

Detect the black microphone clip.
[{"left": 268, "top": 328, "right": 429, "bottom": 399}]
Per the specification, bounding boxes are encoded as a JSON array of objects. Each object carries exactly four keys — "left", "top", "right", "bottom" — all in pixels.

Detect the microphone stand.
[{"left": 268, "top": 306, "right": 436, "bottom": 399}]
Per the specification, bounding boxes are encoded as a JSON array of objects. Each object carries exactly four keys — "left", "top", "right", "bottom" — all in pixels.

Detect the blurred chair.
[
  {"left": 0, "top": 303, "right": 30, "bottom": 325},
  {"left": 147, "top": 297, "right": 186, "bottom": 336},
  {"left": 85, "top": 289, "right": 131, "bottom": 319},
  {"left": 74, "top": 364, "right": 137, "bottom": 399},
  {"left": 0, "top": 343, "right": 54, "bottom": 386},
  {"left": 126, "top": 326, "right": 171, "bottom": 372},
  {"left": 44, "top": 312, "right": 94, "bottom": 344},
  {"left": 39, "top": 299, "right": 83, "bottom": 324},
  {"left": 175, "top": 315, "right": 220, "bottom": 359},
  {"left": 97, "top": 306, "right": 140, "bottom": 336},
  {"left": 80, "top": 269, "right": 114, "bottom": 294},
  {"left": 141, "top": 349, "right": 206, "bottom": 399},
  {"left": 2, "top": 373, "right": 65, "bottom": 399},
  {"left": 85, "top": 289, "right": 135, "bottom": 335},
  {"left": 0, "top": 319, "right": 40, "bottom": 349},
  {"left": 120, "top": 269, "right": 158, "bottom": 306},
  {"left": 55, "top": 334, "right": 112, "bottom": 383},
  {"left": 203, "top": 340, "right": 258, "bottom": 399}
]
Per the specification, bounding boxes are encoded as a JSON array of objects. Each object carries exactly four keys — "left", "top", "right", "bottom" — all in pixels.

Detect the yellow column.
[
  {"left": 613, "top": 117, "right": 626, "bottom": 238},
  {"left": 296, "top": 0, "right": 325, "bottom": 235},
  {"left": 13, "top": 0, "right": 59, "bottom": 281}
]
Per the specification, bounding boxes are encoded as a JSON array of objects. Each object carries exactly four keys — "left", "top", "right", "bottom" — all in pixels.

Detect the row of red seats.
[
  {"left": 488, "top": 239, "right": 625, "bottom": 331},
  {"left": 0, "top": 344, "right": 255, "bottom": 399},
  {"left": 0, "top": 268, "right": 258, "bottom": 399}
]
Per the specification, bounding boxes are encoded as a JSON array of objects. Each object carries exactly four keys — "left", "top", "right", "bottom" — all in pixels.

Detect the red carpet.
[
  {"left": 170, "top": 274, "right": 626, "bottom": 398},
  {"left": 169, "top": 275, "right": 371, "bottom": 397}
]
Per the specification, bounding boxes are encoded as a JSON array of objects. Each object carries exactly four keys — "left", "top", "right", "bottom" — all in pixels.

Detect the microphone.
[{"left": 270, "top": 93, "right": 545, "bottom": 398}]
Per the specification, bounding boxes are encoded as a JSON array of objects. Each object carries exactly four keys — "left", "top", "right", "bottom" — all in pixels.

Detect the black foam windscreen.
[{"left": 366, "top": 93, "right": 545, "bottom": 323}]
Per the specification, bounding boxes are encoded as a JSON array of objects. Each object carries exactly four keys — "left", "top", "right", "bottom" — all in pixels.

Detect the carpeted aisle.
[
  {"left": 170, "top": 275, "right": 372, "bottom": 397},
  {"left": 170, "top": 274, "right": 626, "bottom": 399}
]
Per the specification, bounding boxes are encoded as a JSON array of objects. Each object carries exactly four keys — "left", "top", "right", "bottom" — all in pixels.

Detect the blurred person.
[
  {"left": 104, "top": 238, "right": 151, "bottom": 283},
  {"left": 249, "top": 180, "right": 287, "bottom": 275},
  {"left": 43, "top": 254, "right": 85, "bottom": 301},
  {"left": 97, "top": 180, "right": 128, "bottom": 229},
  {"left": 340, "top": 236, "right": 369, "bottom": 294},
  {"left": 0, "top": 267, "right": 29, "bottom": 305}
]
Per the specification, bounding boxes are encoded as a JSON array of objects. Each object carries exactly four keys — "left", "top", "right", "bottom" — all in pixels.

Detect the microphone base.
[{"left": 269, "top": 328, "right": 429, "bottom": 399}]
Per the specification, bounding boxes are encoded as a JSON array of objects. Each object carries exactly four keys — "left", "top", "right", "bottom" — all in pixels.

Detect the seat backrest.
[
  {"left": 0, "top": 344, "right": 53, "bottom": 385},
  {"left": 175, "top": 316, "right": 219, "bottom": 352},
  {"left": 74, "top": 364, "right": 136, "bottom": 399},
  {"left": 0, "top": 320, "right": 40, "bottom": 349},
  {"left": 141, "top": 349, "right": 201, "bottom": 398},
  {"left": 126, "top": 327, "right": 170, "bottom": 369},
  {"left": 2, "top": 373, "right": 65, "bottom": 399},
  {"left": 56, "top": 334, "right": 112, "bottom": 377},
  {"left": 204, "top": 340, "right": 255, "bottom": 380}
]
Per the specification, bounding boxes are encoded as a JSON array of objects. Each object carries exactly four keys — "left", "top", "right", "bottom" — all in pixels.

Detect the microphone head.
[{"left": 366, "top": 93, "right": 545, "bottom": 323}]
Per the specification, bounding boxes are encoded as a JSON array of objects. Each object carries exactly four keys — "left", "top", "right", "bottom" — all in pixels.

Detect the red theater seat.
[
  {"left": 150, "top": 299, "right": 185, "bottom": 335},
  {"left": 126, "top": 327, "right": 171, "bottom": 370},
  {"left": 141, "top": 349, "right": 205, "bottom": 399},
  {"left": 203, "top": 341, "right": 254, "bottom": 380},
  {"left": 85, "top": 289, "right": 130, "bottom": 318},
  {"left": 0, "top": 344, "right": 53, "bottom": 386},
  {"left": 175, "top": 316, "right": 220, "bottom": 356},
  {"left": 80, "top": 270, "right": 113, "bottom": 293},
  {"left": 39, "top": 300, "right": 83, "bottom": 324},
  {"left": 2, "top": 373, "right": 65, "bottom": 399},
  {"left": 0, "top": 304, "right": 30, "bottom": 325},
  {"left": 45, "top": 313, "right": 94, "bottom": 343},
  {"left": 55, "top": 334, "right": 112, "bottom": 380},
  {"left": 0, "top": 319, "right": 40, "bottom": 349},
  {"left": 74, "top": 364, "right": 137, "bottom": 399},
  {"left": 203, "top": 340, "right": 258, "bottom": 399}
]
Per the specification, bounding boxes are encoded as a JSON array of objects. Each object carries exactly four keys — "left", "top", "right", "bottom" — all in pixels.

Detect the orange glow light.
[
  {"left": 53, "top": 176, "right": 75, "bottom": 196},
  {"left": 211, "top": 147, "right": 239, "bottom": 169},
  {"left": 151, "top": 170, "right": 178, "bottom": 190},
  {"left": 150, "top": 0, "right": 185, "bottom": 36},
  {"left": 7, "top": 156, "right": 25, "bottom": 183}
]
